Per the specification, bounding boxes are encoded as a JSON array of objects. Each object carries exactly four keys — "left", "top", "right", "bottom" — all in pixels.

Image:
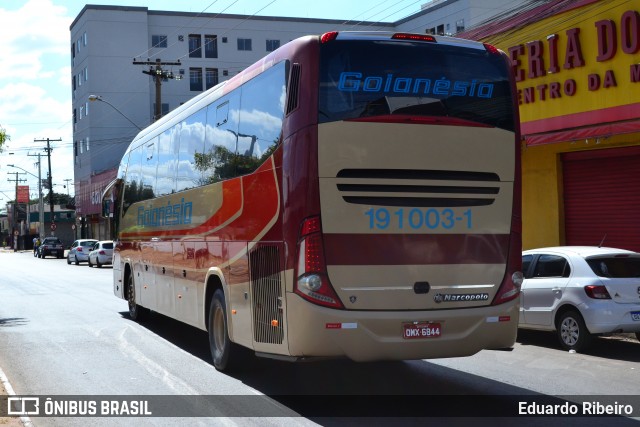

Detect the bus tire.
[
  {"left": 557, "top": 310, "right": 592, "bottom": 352},
  {"left": 127, "top": 274, "right": 149, "bottom": 321},
  {"left": 209, "top": 289, "right": 244, "bottom": 371}
]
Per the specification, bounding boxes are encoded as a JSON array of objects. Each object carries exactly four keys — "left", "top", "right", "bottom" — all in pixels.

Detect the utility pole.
[
  {"left": 63, "top": 178, "right": 72, "bottom": 197},
  {"left": 34, "top": 138, "right": 62, "bottom": 228},
  {"left": 7, "top": 171, "right": 26, "bottom": 250},
  {"left": 28, "top": 153, "right": 45, "bottom": 238},
  {"left": 132, "top": 58, "right": 181, "bottom": 122}
]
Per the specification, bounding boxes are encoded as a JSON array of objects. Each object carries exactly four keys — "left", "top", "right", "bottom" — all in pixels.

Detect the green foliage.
[{"left": 0, "top": 125, "right": 9, "bottom": 152}]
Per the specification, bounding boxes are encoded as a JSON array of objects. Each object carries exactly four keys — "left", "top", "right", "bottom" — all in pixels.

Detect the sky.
[{"left": 0, "top": 0, "right": 426, "bottom": 204}]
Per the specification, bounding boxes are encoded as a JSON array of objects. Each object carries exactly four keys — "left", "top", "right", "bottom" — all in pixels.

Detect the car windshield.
[
  {"left": 44, "top": 239, "right": 60, "bottom": 244},
  {"left": 81, "top": 241, "right": 96, "bottom": 247},
  {"left": 586, "top": 256, "right": 640, "bottom": 278}
]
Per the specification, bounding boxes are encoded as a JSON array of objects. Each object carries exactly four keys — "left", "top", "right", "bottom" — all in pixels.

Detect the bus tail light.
[
  {"left": 392, "top": 33, "right": 436, "bottom": 43},
  {"left": 483, "top": 43, "right": 501, "bottom": 55},
  {"left": 321, "top": 32, "right": 339, "bottom": 43},
  {"left": 492, "top": 218, "right": 522, "bottom": 306},
  {"left": 295, "top": 216, "right": 344, "bottom": 309}
]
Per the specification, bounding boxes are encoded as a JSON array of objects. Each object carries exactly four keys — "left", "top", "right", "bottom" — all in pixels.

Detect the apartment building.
[{"left": 70, "top": 1, "right": 534, "bottom": 239}]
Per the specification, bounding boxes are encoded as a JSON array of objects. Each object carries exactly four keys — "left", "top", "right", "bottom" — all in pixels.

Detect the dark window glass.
[
  {"left": 190, "top": 68, "right": 203, "bottom": 91},
  {"left": 189, "top": 34, "right": 202, "bottom": 58},
  {"left": 319, "top": 40, "right": 514, "bottom": 131},
  {"left": 266, "top": 39, "right": 280, "bottom": 52},
  {"left": 522, "top": 254, "right": 534, "bottom": 278},
  {"left": 533, "top": 255, "right": 570, "bottom": 278},
  {"left": 206, "top": 68, "right": 219, "bottom": 89},
  {"left": 205, "top": 35, "right": 218, "bottom": 58},
  {"left": 103, "top": 242, "right": 114, "bottom": 249},
  {"left": 152, "top": 35, "right": 167, "bottom": 48},
  {"left": 237, "top": 38, "right": 252, "bottom": 51},
  {"left": 586, "top": 257, "right": 640, "bottom": 278}
]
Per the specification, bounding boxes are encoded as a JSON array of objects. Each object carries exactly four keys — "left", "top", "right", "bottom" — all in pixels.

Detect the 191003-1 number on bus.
[{"left": 403, "top": 322, "right": 442, "bottom": 339}]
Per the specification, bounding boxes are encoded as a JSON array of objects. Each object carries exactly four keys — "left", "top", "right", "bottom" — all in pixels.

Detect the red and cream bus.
[{"left": 104, "top": 31, "right": 522, "bottom": 371}]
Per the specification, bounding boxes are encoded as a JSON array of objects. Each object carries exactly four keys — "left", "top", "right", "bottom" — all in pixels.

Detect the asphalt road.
[{"left": 1, "top": 249, "right": 639, "bottom": 426}]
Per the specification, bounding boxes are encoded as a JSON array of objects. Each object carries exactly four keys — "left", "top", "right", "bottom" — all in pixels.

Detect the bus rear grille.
[
  {"left": 336, "top": 168, "right": 500, "bottom": 207},
  {"left": 249, "top": 243, "right": 284, "bottom": 345}
]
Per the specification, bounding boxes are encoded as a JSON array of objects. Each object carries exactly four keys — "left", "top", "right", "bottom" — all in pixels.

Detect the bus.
[{"left": 103, "top": 31, "right": 522, "bottom": 371}]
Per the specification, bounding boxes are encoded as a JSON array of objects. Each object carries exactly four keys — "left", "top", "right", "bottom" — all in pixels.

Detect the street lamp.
[
  {"left": 8, "top": 163, "right": 45, "bottom": 239},
  {"left": 88, "top": 95, "right": 142, "bottom": 130}
]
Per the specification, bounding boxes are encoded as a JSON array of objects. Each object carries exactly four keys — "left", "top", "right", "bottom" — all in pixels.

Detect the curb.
[{"left": 0, "top": 365, "right": 33, "bottom": 427}]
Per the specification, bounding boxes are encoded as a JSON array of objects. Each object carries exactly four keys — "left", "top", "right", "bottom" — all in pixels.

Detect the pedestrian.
[{"left": 34, "top": 237, "right": 41, "bottom": 257}]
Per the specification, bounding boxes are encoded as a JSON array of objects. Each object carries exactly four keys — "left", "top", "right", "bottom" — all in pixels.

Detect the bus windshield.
[{"left": 319, "top": 39, "right": 514, "bottom": 131}]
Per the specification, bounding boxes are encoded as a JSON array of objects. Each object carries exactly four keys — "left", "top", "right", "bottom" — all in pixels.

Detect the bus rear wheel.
[
  {"left": 127, "top": 274, "right": 149, "bottom": 321},
  {"left": 209, "top": 289, "right": 245, "bottom": 371}
]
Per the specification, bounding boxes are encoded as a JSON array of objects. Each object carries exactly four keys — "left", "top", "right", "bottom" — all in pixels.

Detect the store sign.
[
  {"left": 17, "top": 186, "right": 29, "bottom": 203},
  {"left": 488, "top": 3, "right": 640, "bottom": 129}
]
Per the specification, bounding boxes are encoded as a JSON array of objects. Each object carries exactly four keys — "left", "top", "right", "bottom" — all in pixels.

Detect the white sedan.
[
  {"left": 88, "top": 240, "right": 114, "bottom": 268},
  {"left": 520, "top": 246, "right": 640, "bottom": 352}
]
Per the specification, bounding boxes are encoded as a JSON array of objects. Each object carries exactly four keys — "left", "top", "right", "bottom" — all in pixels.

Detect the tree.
[{"left": 0, "top": 125, "right": 9, "bottom": 152}]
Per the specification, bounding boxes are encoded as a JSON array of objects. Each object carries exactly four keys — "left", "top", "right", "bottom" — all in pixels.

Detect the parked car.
[
  {"left": 88, "top": 240, "right": 114, "bottom": 268},
  {"left": 520, "top": 246, "right": 640, "bottom": 351},
  {"left": 67, "top": 239, "right": 98, "bottom": 265},
  {"left": 38, "top": 237, "right": 64, "bottom": 259}
]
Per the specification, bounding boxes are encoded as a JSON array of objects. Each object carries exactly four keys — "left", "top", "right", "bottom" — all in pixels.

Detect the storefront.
[
  {"left": 463, "top": 0, "right": 640, "bottom": 251},
  {"left": 75, "top": 168, "right": 117, "bottom": 241}
]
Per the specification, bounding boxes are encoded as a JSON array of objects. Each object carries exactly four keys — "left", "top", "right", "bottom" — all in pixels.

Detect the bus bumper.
[{"left": 285, "top": 293, "right": 519, "bottom": 361}]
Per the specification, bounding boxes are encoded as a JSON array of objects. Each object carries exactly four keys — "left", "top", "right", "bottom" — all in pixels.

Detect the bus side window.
[
  {"left": 123, "top": 146, "right": 143, "bottom": 213},
  {"left": 236, "top": 61, "right": 286, "bottom": 176},
  {"left": 156, "top": 127, "right": 177, "bottom": 196},
  {"left": 176, "top": 107, "right": 207, "bottom": 192},
  {"left": 203, "top": 93, "right": 240, "bottom": 183}
]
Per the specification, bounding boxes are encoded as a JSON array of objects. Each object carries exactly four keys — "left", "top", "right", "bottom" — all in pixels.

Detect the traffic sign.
[{"left": 50, "top": 223, "right": 57, "bottom": 231}]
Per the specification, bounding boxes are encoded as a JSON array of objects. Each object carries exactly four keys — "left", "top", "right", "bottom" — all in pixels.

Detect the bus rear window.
[{"left": 319, "top": 40, "right": 514, "bottom": 131}]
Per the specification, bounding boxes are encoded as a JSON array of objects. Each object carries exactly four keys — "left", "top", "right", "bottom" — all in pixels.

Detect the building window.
[
  {"left": 190, "top": 67, "right": 203, "bottom": 91},
  {"left": 86, "top": 137, "right": 90, "bottom": 151},
  {"left": 437, "top": 24, "right": 445, "bottom": 35},
  {"left": 237, "top": 38, "right": 252, "bottom": 51},
  {"left": 84, "top": 67, "right": 88, "bottom": 82},
  {"left": 85, "top": 102, "right": 89, "bottom": 117},
  {"left": 204, "top": 35, "right": 218, "bottom": 58},
  {"left": 79, "top": 106, "right": 84, "bottom": 120},
  {"left": 222, "top": 37, "right": 227, "bottom": 43},
  {"left": 456, "top": 19, "right": 465, "bottom": 33},
  {"left": 206, "top": 68, "right": 218, "bottom": 89},
  {"left": 223, "top": 70, "right": 228, "bottom": 76},
  {"left": 152, "top": 35, "right": 167, "bottom": 48},
  {"left": 189, "top": 34, "right": 202, "bottom": 58},
  {"left": 426, "top": 27, "right": 436, "bottom": 35},
  {"left": 266, "top": 39, "right": 280, "bottom": 52},
  {"left": 83, "top": 32, "right": 87, "bottom": 46}
]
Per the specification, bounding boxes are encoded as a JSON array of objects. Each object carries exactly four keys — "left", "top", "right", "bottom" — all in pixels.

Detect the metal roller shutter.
[{"left": 562, "top": 146, "right": 640, "bottom": 252}]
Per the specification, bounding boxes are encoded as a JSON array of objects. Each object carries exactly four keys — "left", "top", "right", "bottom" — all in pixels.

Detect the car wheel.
[
  {"left": 127, "top": 274, "right": 149, "bottom": 321},
  {"left": 88, "top": 259, "right": 92, "bottom": 267},
  {"left": 75, "top": 258, "right": 79, "bottom": 265},
  {"left": 557, "top": 310, "right": 592, "bottom": 352},
  {"left": 96, "top": 259, "right": 102, "bottom": 268},
  {"left": 209, "top": 289, "right": 247, "bottom": 371},
  {"left": 67, "top": 255, "right": 71, "bottom": 265}
]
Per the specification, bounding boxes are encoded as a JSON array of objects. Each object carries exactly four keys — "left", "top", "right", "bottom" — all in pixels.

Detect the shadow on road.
[
  {"left": 0, "top": 318, "right": 28, "bottom": 327},
  {"left": 517, "top": 329, "right": 640, "bottom": 363},
  {"left": 119, "top": 311, "right": 639, "bottom": 425}
]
